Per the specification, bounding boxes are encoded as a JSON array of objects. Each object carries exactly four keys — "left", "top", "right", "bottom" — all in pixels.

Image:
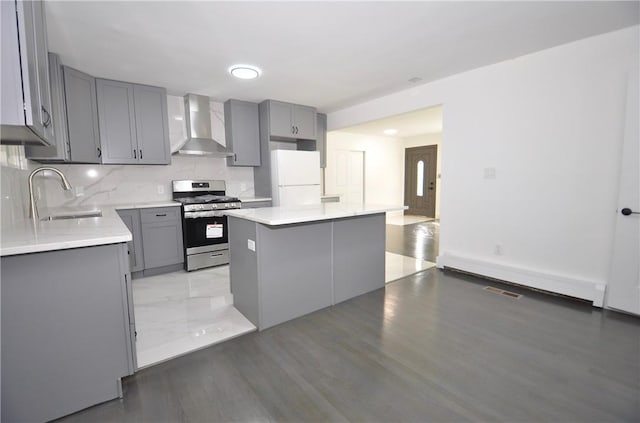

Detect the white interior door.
[
  {"left": 335, "top": 150, "right": 364, "bottom": 204},
  {"left": 607, "top": 66, "right": 640, "bottom": 315}
]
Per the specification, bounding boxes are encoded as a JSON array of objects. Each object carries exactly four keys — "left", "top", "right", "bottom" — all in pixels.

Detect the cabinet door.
[
  {"left": 64, "top": 66, "right": 101, "bottom": 163},
  {"left": 225, "top": 99, "right": 260, "bottom": 166},
  {"left": 133, "top": 84, "right": 170, "bottom": 165},
  {"left": 25, "top": 53, "right": 70, "bottom": 161},
  {"left": 141, "top": 221, "right": 184, "bottom": 269},
  {"left": 293, "top": 105, "right": 317, "bottom": 140},
  {"left": 19, "top": 0, "right": 53, "bottom": 144},
  {"left": 116, "top": 209, "right": 144, "bottom": 272},
  {"left": 31, "top": 0, "right": 53, "bottom": 143},
  {"left": 140, "top": 207, "right": 183, "bottom": 269},
  {"left": 96, "top": 79, "right": 138, "bottom": 164},
  {"left": 268, "top": 101, "right": 295, "bottom": 138}
]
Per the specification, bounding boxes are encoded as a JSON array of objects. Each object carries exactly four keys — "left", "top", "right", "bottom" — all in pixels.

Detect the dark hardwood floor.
[
  {"left": 57, "top": 267, "right": 639, "bottom": 422},
  {"left": 386, "top": 220, "right": 439, "bottom": 262}
]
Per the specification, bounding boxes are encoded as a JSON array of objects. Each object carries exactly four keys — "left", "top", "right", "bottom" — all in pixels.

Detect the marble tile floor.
[
  {"left": 386, "top": 214, "right": 435, "bottom": 226},
  {"left": 385, "top": 251, "right": 436, "bottom": 283},
  {"left": 132, "top": 265, "right": 256, "bottom": 369}
]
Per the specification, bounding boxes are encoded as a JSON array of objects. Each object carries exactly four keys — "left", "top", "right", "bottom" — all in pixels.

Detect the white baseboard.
[{"left": 436, "top": 252, "right": 606, "bottom": 307}]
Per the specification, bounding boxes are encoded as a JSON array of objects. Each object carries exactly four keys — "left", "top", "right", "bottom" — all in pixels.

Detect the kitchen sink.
[{"left": 40, "top": 210, "right": 103, "bottom": 221}]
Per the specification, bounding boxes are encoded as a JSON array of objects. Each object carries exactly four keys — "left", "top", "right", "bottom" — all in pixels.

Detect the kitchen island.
[{"left": 226, "top": 203, "right": 404, "bottom": 330}]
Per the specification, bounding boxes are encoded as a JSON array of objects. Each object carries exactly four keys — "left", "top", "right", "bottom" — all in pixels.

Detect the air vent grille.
[{"left": 483, "top": 286, "right": 522, "bottom": 299}]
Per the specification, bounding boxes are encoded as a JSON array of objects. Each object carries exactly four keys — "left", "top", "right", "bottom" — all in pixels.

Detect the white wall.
[
  {"left": 328, "top": 26, "right": 640, "bottom": 304},
  {"left": 326, "top": 131, "right": 404, "bottom": 215},
  {"left": 402, "top": 133, "right": 442, "bottom": 218}
]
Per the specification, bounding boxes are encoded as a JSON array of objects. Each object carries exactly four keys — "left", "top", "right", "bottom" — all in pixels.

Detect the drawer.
[{"left": 140, "top": 207, "right": 181, "bottom": 224}]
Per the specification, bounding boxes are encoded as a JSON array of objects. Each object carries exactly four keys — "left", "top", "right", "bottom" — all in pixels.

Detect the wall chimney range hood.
[{"left": 175, "top": 94, "right": 234, "bottom": 157}]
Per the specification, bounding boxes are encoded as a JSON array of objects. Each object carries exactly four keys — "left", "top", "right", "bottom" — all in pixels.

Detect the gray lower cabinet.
[
  {"left": 117, "top": 207, "right": 183, "bottom": 276},
  {"left": 1, "top": 243, "right": 136, "bottom": 422},
  {"left": 97, "top": 79, "right": 170, "bottom": 165},
  {"left": 1, "top": 0, "right": 53, "bottom": 145},
  {"left": 117, "top": 208, "right": 145, "bottom": 272},
  {"left": 225, "top": 99, "right": 260, "bottom": 166},
  {"left": 26, "top": 56, "right": 102, "bottom": 163},
  {"left": 140, "top": 207, "right": 183, "bottom": 270}
]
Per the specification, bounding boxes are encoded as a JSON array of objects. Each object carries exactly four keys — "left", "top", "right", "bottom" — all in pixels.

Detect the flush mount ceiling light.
[
  {"left": 383, "top": 129, "right": 398, "bottom": 135},
  {"left": 229, "top": 64, "right": 261, "bottom": 80}
]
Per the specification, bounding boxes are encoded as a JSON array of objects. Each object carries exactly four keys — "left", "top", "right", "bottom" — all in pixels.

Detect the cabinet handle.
[
  {"left": 292, "top": 126, "right": 295, "bottom": 134},
  {"left": 234, "top": 153, "right": 237, "bottom": 162},
  {"left": 133, "top": 149, "right": 137, "bottom": 159},
  {"left": 97, "top": 147, "right": 101, "bottom": 158},
  {"left": 139, "top": 149, "right": 143, "bottom": 160},
  {"left": 295, "top": 126, "right": 299, "bottom": 134},
  {"left": 156, "top": 214, "right": 167, "bottom": 217},
  {"left": 41, "top": 106, "right": 51, "bottom": 128}
]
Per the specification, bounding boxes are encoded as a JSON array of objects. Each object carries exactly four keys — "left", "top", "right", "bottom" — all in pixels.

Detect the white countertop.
[
  {"left": 1, "top": 207, "right": 132, "bottom": 257},
  {"left": 225, "top": 203, "right": 405, "bottom": 226}
]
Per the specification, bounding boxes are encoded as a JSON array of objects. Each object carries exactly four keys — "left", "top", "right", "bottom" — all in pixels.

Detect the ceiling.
[
  {"left": 45, "top": 1, "right": 639, "bottom": 113},
  {"left": 339, "top": 106, "right": 443, "bottom": 138}
]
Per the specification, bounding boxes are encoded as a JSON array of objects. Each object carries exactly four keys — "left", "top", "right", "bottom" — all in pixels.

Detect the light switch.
[
  {"left": 247, "top": 239, "right": 256, "bottom": 251},
  {"left": 157, "top": 185, "right": 165, "bottom": 194}
]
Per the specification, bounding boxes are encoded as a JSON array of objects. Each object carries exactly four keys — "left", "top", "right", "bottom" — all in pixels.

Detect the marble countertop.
[
  {"left": 225, "top": 203, "right": 406, "bottom": 226},
  {"left": 1, "top": 207, "right": 132, "bottom": 257}
]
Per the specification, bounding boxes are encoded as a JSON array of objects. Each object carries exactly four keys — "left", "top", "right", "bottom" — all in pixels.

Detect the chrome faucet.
[{"left": 29, "top": 167, "right": 72, "bottom": 222}]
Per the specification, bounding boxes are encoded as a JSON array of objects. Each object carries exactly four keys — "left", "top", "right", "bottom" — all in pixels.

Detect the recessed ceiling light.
[
  {"left": 383, "top": 129, "right": 398, "bottom": 135},
  {"left": 229, "top": 64, "right": 261, "bottom": 80}
]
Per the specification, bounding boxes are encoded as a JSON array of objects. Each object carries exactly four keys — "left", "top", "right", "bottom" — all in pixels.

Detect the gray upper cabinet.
[
  {"left": 317, "top": 113, "right": 327, "bottom": 168},
  {"left": 27, "top": 58, "right": 102, "bottom": 163},
  {"left": 97, "top": 79, "right": 170, "bottom": 165},
  {"left": 116, "top": 209, "right": 145, "bottom": 273},
  {"left": 64, "top": 66, "right": 101, "bottom": 162},
  {"left": 1, "top": 0, "right": 53, "bottom": 145},
  {"left": 133, "top": 84, "right": 171, "bottom": 164},
  {"left": 225, "top": 99, "right": 260, "bottom": 166},
  {"left": 265, "top": 100, "right": 317, "bottom": 140},
  {"left": 96, "top": 79, "right": 138, "bottom": 164}
]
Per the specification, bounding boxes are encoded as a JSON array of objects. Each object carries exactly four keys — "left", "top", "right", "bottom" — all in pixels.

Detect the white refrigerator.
[{"left": 271, "top": 150, "right": 321, "bottom": 207}]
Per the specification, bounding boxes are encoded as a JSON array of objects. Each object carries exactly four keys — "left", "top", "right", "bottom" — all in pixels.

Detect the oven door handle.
[{"left": 184, "top": 211, "right": 227, "bottom": 218}]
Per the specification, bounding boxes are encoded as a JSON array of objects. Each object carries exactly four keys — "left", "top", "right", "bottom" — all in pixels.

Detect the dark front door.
[{"left": 404, "top": 145, "right": 437, "bottom": 217}]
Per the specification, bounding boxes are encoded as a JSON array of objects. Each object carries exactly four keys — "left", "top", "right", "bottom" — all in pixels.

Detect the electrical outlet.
[
  {"left": 494, "top": 244, "right": 503, "bottom": 255},
  {"left": 484, "top": 168, "right": 496, "bottom": 179},
  {"left": 157, "top": 185, "right": 164, "bottom": 194},
  {"left": 240, "top": 183, "right": 247, "bottom": 192},
  {"left": 247, "top": 239, "right": 256, "bottom": 251}
]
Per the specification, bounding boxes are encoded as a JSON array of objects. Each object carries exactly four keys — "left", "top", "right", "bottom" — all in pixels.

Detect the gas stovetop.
[{"left": 172, "top": 180, "right": 241, "bottom": 212}]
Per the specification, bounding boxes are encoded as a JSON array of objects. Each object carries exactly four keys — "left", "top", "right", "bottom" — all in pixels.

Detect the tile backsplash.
[
  {"left": 0, "top": 145, "right": 42, "bottom": 227},
  {"left": 41, "top": 155, "right": 254, "bottom": 208}
]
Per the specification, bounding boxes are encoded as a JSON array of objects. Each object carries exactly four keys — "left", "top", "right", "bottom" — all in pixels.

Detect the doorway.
[
  {"left": 334, "top": 149, "right": 364, "bottom": 204},
  {"left": 404, "top": 145, "right": 437, "bottom": 217}
]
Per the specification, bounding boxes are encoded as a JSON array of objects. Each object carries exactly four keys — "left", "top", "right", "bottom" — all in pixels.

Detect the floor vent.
[{"left": 483, "top": 286, "right": 523, "bottom": 299}]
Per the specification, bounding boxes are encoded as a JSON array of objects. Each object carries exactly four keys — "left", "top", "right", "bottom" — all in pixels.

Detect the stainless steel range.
[{"left": 172, "top": 180, "right": 241, "bottom": 271}]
